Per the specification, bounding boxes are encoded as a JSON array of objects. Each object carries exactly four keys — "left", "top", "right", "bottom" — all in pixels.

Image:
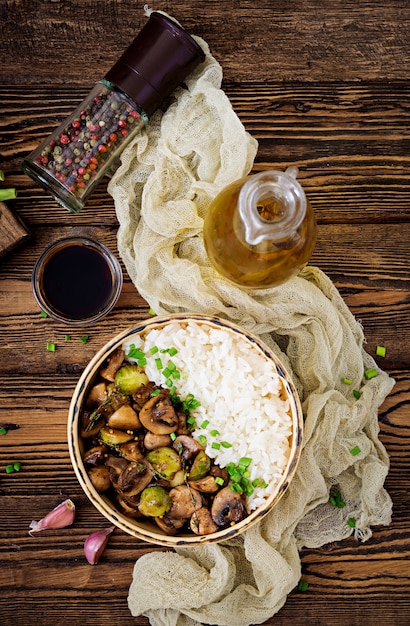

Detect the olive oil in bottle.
[{"left": 203, "top": 167, "right": 316, "bottom": 289}]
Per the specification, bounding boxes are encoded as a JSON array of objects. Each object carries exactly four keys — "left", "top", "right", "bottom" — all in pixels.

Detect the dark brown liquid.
[{"left": 41, "top": 243, "right": 114, "bottom": 320}]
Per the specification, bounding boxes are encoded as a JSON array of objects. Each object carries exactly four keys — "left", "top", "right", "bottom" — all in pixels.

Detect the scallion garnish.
[
  {"left": 376, "top": 345, "right": 386, "bottom": 357},
  {"left": 80, "top": 335, "right": 89, "bottom": 345},
  {"left": 329, "top": 491, "right": 345, "bottom": 508},
  {"left": 298, "top": 580, "right": 309, "bottom": 592},
  {"left": 201, "top": 420, "right": 210, "bottom": 429},
  {"left": 353, "top": 389, "right": 361, "bottom": 399},
  {"left": 198, "top": 435, "right": 207, "bottom": 447},
  {"left": 155, "top": 357, "right": 163, "bottom": 370},
  {"left": 0, "top": 188, "right": 17, "bottom": 201},
  {"left": 210, "top": 429, "right": 220, "bottom": 437},
  {"left": 215, "top": 476, "right": 224, "bottom": 486},
  {"left": 211, "top": 442, "right": 221, "bottom": 450},
  {"left": 343, "top": 377, "right": 352, "bottom": 385},
  {"left": 365, "top": 368, "right": 378, "bottom": 380},
  {"left": 40, "top": 310, "right": 48, "bottom": 318},
  {"left": 170, "top": 432, "right": 177, "bottom": 441},
  {"left": 46, "top": 342, "right": 56, "bottom": 352},
  {"left": 149, "top": 346, "right": 159, "bottom": 355},
  {"left": 220, "top": 441, "right": 232, "bottom": 448},
  {"left": 347, "top": 517, "right": 356, "bottom": 528},
  {"left": 350, "top": 445, "right": 361, "bottom": 456},
  {"left": 64, "top": 335, "right": 71, "bottom": 341},
  {"left": 0, "top": 427, "right": 8, "bottom": 435}
]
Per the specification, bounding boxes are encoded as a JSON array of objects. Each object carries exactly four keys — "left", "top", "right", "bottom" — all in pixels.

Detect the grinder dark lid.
[{"left": 105, "top": 12, "right": 205, "bottom": 117}]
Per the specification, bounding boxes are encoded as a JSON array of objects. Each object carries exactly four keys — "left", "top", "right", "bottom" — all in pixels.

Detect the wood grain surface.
[{"left": 0, "top": 1, "right": 409, "bottom": 625}]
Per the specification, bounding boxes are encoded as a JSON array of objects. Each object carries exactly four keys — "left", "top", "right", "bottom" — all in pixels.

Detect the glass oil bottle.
[{"left": 203, "top": 167, "right": 316, "bottom": 289}]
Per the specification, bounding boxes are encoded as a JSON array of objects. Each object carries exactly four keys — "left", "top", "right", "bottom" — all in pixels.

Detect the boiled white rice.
[{"left": 123, "top": 320, "right": 293, "bottom": 511}]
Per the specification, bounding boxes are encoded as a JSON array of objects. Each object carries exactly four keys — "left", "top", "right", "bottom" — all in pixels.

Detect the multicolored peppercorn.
[{"left": 33, "top": 80, "right": 146, "bottom": 203}]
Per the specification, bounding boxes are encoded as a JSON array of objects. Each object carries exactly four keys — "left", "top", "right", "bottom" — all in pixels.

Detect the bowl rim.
[{"left": 68, "top": 313, "right": 303, "bottom": 547}]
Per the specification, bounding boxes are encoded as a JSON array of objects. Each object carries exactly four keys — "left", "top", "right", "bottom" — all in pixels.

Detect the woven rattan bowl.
[{"left": 68, "top": 313, "right": 303, "bottom": 547}]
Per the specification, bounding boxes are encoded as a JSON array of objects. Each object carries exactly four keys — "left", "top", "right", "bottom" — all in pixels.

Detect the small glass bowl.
[{"left": 32, "top": 237, "right": 123, "bottom": 325}]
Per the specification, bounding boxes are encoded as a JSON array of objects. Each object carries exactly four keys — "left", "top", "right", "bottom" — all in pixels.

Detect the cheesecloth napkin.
[{"left": 108, "top": 12, "right": 395, "bottom": 626}]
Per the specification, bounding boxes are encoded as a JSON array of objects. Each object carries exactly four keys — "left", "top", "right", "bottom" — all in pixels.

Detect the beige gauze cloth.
[{"left": 108, "top": 12, "right": 395, "bottom": 626}]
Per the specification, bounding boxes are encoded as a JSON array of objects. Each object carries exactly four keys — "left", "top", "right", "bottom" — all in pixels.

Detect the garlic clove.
[
  {"left": 29, "top": 498, "right": 76, "bottom": 534},
  {"left": 84, "top": 526, "right": 115, "bottom": 565}
]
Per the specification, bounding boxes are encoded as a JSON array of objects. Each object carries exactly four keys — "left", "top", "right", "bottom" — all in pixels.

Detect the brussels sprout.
[
  {"left": 146, "top": 446, "right": 182, "bottom": 480},
  {"left": 188, "top": 451, "right": 211, "bottom": 481},
  {"left": 138, "top": 486, "right": 172, "bottom": 517},
  {"left": 99, "top": 426, "right": 134, "bottom": 446},
  {"left": 114, "top": 364, "right": 149, "bottom": 395}
]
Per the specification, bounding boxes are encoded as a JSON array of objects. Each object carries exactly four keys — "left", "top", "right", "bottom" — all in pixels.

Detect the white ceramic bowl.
[{"left": 68, "top": 314, "right": 303, "bottom": 547}]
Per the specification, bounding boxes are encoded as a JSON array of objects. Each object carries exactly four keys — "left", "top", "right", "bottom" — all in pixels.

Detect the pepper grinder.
[{"left": 22, "top": 12, "right": 205, "bottom": 213}]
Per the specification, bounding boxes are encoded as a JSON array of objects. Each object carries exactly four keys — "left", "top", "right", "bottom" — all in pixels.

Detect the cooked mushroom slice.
[
  {"left": 168, "top": 485, "right": 203, "bottom": 519},
  {"left": 107, "top": 404, "right": 141, "bottom": 430},
  {"left": 144, "top": 432, "right": 172, "bottom": 451},
  {"left": 210, "top": 465, "right": 229, "bottom": 487},
  {"left": 100, "top": 347, "right": 125, "bottom": 382},
  {"left": 88, "top": 466, "right": 111, "bottom": 493},
  {"left": 117, "top": 459, "right": 153, "bottom": 497},
  {"left": 139, "top": 393, "right": 179, "bottom": 434},
  {"left": 211, "top": 486, "right": 247, "bottom": 528},
  {"left": 155, "top": 515, "right": 186, "bottom": 535},
  {"left": 116, "top": 494, "right": 142, "bottom": 518},
  {"left": 188, "top": 451, "right": 211, "bottom": 481},
  {"left": 83, "top": 445, "right": 107, "bottom": 466},
  {"left": 173, "top": 435, "right": 203, "bottom": 461},
  {"left": 80, "top": 410, "right": 104, "bottom": 438},
  {"left": 105, "top": 455, "right": 129, "bottom": 487},
  {"left": 188, "top": 475, "right": 219, "bottom": 493},
  {"left": 132, "top": 382, "right": 159, "bottom": 409},
  {"left": 176, "top": 410, "right": 190, "bottom": 435},
  {"left": 119, "top": 440, "right": 144, "bottom": 462},
  {"left": 86, "top": 382, "right": 108, "bottom": 408},
  {"left": 138, "top": 486, "right": 172, "bottom": 517},
  {"left": 190, "top": 507, "right": 219, "bottom": 535},
  {"left": 146, "top": 447, "right": 181, "bottom": 480},
  {"left": 99, "top": 426, "right": 134, "bottom": 446}
]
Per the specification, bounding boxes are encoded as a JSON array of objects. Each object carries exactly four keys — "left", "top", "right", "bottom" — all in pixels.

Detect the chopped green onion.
[
  {"left": 162, "top": 367, "right": 171, "bottom": 378},
  {"left": 149, "top": 346, "right": 159, "bottom": 355},
  {"left": 230, "top": 483, "right": 244, "bottom": 493},
  {"left": 40, "top": 310, "right": 48, "bottom": 318},
  {"left": 343, "top": 377, "right": 352, "bottom": 385},
  {"left": 148, "top": 308, "right": 156, "bottom": 315},
  {"left": 243, "top": 483, "right": 254, "bottom": 496},
  {"left": 239, "top": 457, "right": 252, "bottom": 468},
  {"left": 151, "top": 389, "right": 161, "bottom": 397},
  {"left": 211, "top": 442, "right": 221, "bottom": 450},
  {"left": 215, "top": 476, "right": 224, "bottom": 486},
  {"left": 365, "top": 368, "right": 378, "bottom": 380},
  {"left": 350, "top": 445, "right": 361, "bottom": 457},
  {"left": 168, "top": 347, "right": 178, "bottom": 356},
  {"left": 64, "top": 335, "right": 71, "bottom": 341},
  {"left": 376, "top": 345, "right": 386, "bottom": 357},
  {"left": 210, "top": 429, "right": 220, "bottom": 437},
  {"left": 186, "top": 416, "right": 196, "bottom": 425},
  {"left": 169, "top": 386, "right": 177, "bottom": 397},
  {"left": 80, "top": 335, "right": 89, "bottom": 345},
  {"left": 200, "top": 420, "right": 210, "bottom": 429},
  {"left": 347, "top": 517, "right": 356, "bottom": 528},
  {"left": 329, "top": 491, "right": 345, "bottom": 509},
  {"left": 155, "top": 357, "right": 163, "bottom": 370},
  {"left": 170, "top": 432, "right": 177, "bottom": 441},
  {"left": 167, "top": 360, "right": 177, "bottom": 371},
  {"left": 0, "top": 427, "right": 7, "bottom": 435},
  {"left": 198, "top": 435, "right": 207, "bottom": 447},
  {"left": 0, "top": 170, "right": 4, "bottom": 182},
  {"left": 13, "top": 462, "right": 21, "bottom": 472},
  {"left": 298, "top": 580, "right": 309, "bottom": 592},
  {"left": 0, "top": 188, "right": 17, "bottom": 201},
  {"left": 353, "top": 389, "right": 361, "bottom": 399},
  {"left": 46, "top": 342, "right": 56, "bottom": 352},
  {"left": 220, "top": 441, "right": 232, "bottom": 448},
  {"left": 165, "top": 378, "right": 173, "bottom": 388},
  {"left": 5, "top": 464, "right": 15, "bottom": 474}
]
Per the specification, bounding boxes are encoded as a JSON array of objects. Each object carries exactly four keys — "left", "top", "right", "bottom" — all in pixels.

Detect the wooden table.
[{"left": 0, "top": 1, "right": 409, "bottom": 624}]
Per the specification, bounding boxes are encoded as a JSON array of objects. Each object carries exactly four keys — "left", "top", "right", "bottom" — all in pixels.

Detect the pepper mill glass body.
[
  {"left": 21, "top": 12, "right": 204, "bottom": 213},
  {"left": 203, "top": 168, "right": 316, "bottom": 289}
]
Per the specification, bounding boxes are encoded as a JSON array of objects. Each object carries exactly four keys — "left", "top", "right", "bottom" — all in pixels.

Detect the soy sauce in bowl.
[{"left": 32, "top": 237, "right": 123, "bottom": 325}]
